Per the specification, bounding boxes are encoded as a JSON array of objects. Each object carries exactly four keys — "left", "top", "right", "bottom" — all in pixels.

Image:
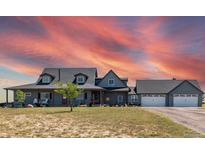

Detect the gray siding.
[
  {"left": 103, "top": 91, "right": 128, "bottom": 106},
  {"left": 128, "top": 94, "right": 138, "bottom": 104},
  {"left": 98, "top": 71, "right": 126, "bottom": 88},
  {"left": 84, "top": 91, "right": 92, "bottom": 104},
  {"left": 169, "top": 81, "right": 203, "bottom": 107},
  {"left": 53, "top": 92, "right": 62, "bottom": 106}
]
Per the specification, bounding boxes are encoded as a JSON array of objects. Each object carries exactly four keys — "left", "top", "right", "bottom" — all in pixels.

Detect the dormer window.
[
  {"left": 42, "top": 75, "right": 51, "bottom": 83},
  {"left": 77, "top": 76, "right": 85, "bottom": 84},
  {"left": 108, "top": 78, "right": 115, "bottom": 86}
]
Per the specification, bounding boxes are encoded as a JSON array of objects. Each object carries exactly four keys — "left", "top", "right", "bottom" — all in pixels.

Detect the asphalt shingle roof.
[
  {"left": 6, "top": 68, "right": 100, "bottom": 90},
  {"left": 40, "top": 68, "right": 97, "bottom": 85},
  {"left": 136, "top": 80, "right": 201, "bottom": 94}
]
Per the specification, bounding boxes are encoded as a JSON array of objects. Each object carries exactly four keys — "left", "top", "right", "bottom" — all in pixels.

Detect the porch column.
[
  {"left": 100, "top": 90, "right": 103, "bottom": 106},
  {"left": 6, "top": 89, "right": 8, "bottom": 105}
]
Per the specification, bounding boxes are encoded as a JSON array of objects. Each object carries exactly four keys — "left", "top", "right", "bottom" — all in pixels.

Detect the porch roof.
[
  {"left": 5, "top": 83, "right": 104, "bottom": 90},
  {"left": 108, "top": 87, "right": 130, "bottom": 92}
]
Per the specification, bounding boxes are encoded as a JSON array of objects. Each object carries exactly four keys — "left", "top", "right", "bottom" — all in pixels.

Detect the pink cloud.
[{"left": 0, "top": 17, "right": 205, "bottom": 89}]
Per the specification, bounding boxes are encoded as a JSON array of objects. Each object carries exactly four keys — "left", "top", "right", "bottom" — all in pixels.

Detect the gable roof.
[
  {"left": 168, "top": 80, "right": 204, "bottom": 93},
  {"left": 96, "top": 70, "right": 128, "bottom": 88},
  {"left": 136, "top": 80, "right": 203, "bottom": 94}
]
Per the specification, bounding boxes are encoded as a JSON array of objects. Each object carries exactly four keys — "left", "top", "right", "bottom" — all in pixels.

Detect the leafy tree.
[
  {"left": 16, "top": 90, "right": 26, "bottom": 106},
  {"left": 55, "top": 82, "right": 82, "bottom": 112}
]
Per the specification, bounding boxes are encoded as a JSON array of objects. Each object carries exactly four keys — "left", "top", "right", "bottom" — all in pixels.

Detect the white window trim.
[
  {"left": 131, "top": 95, "right": 137, "bottom": 103},
  {"left": 174, "top": 94, "right": 198, "bottom": 97},
  {"left": 108, "top": 78, "right": 115, "bottom": 86},
  {"left": 25, "top": 92, "right": 31, "bottom": 97},
  {"left": 77, "top": 76, "right": 85, "bottom": 84},
  {"left": 42, "top": 75, "right": 51, "bottom": 83}
]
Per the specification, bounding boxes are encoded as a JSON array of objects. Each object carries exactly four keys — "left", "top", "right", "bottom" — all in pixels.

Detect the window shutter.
[
  {"left": 50, "top": 93, "right": 52, "bottom": 100},
  {"left": 38, "top": 93, "right": 40, "bottom": 99}
]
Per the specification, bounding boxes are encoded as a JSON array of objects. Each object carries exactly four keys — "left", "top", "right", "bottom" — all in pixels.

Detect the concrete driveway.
[{"left": 144, "top": 107, "right": 205, "bottom": 134}]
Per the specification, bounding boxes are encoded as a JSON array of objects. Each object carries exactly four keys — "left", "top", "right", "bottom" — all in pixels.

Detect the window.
[
  {"left": 40, "top": 92, "right": 50, "bottom": 100},
  {"left": 108, "top": 78, "right": 115, "bottom": 86},
  {"left": 77, "top": 76, "right": 85, "bottom": 84},
  {"left": 117, "top": 95, "right": 123, "bottom": 103},
  {"left": 131, "top": 95, "right": 137, "bottom": 103},
  {"left": 42, "top": 75, "right": 51, "bottom": 83},
  {"left": 25, "top": 92, "right": 31, "bottom": 97}
]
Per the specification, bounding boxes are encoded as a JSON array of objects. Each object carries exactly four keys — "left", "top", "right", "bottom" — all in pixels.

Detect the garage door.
[
  {"left": 141, "top": 94, "right": 166, "bottom": 107},
  {"left": 173, "top": 94, "right": 198, "bottom": 107}
]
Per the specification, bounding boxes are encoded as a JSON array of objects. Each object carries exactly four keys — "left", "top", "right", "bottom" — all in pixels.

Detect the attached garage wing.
[
  {"left": 141, "top": 94, "right": 166, "bottom": 107},
  {"left": 173, "top": 94, "right": 198, "bottom": 107}
]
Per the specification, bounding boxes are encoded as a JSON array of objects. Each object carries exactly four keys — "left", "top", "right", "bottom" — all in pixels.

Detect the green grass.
[{"left": 0, "top": 107, "right": 202, "bottom": 138}]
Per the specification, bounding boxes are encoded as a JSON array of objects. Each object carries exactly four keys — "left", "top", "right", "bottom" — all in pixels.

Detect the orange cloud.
[{"left": 0, "top": 17, "right": 205, "bottom": 89}]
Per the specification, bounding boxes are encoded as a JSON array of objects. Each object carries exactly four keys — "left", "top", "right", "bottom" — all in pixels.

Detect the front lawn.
[{"left": 0, "top": 107, "right": 202, "bottom": 137}]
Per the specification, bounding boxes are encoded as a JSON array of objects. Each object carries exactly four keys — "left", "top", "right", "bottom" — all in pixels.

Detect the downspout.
[{"left": 58, "top": 68, "right": 61, "bottom": 81}]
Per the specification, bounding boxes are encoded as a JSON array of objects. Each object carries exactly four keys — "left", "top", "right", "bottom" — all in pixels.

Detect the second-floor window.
[
  {"left": 108, "top": 78, "right": 115, "bottom": 86},
  {"left": 77, "top": 76, "right": 85, "bottom": 84},
  {"left": 42, "top": 75, "right": 51, "bottom": 83}
]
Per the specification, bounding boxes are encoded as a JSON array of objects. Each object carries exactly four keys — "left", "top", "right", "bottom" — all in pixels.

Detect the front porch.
[
  {"left": 73, "top": 90, "right": 103, "bottom": 106},
  {"left": 4, "top": 89, "right": 128, "bottom": 107}
]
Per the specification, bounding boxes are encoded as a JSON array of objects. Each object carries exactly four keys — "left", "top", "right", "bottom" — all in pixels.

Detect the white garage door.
[
  {"left": 141, "top": 94, "right": 166, "bottom": 107},
  {"left": 173, "top": 94, "right": 198, "bottom": 107}
]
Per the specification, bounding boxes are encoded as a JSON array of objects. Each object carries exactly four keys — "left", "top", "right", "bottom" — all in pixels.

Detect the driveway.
[{"left": 144, "top": 107, "right": 205, "bottom": 134}]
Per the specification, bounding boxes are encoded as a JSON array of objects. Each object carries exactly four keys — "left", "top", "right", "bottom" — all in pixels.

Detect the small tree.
[
  {"left": 55, "top": 82, "right": 82, "bottom": 112},
  {"left": 16, "top": 90, "right": 26, "bottom": 107}
]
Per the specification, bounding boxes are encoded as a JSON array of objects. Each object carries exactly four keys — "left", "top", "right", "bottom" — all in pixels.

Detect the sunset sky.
[{"left": 0, "top": 16, "right": 205, "bottom": 102}]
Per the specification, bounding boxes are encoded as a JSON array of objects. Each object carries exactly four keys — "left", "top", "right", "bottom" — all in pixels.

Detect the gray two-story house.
[{"left": 5, "top": 68, "right": 129, "bottom": 107}]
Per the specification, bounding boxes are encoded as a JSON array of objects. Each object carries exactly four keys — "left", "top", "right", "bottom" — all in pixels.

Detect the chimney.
[
  {"left": 58, "top": 68, "right": 61, "bottom": 81},
  {"left": 172, "top": 77, "right": 176, "bottom": 80}
]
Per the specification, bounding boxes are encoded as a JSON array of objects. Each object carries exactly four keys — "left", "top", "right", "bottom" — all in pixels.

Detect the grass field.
[{"left": 0, "top": 107, "right": 202, "bottom": 138}]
